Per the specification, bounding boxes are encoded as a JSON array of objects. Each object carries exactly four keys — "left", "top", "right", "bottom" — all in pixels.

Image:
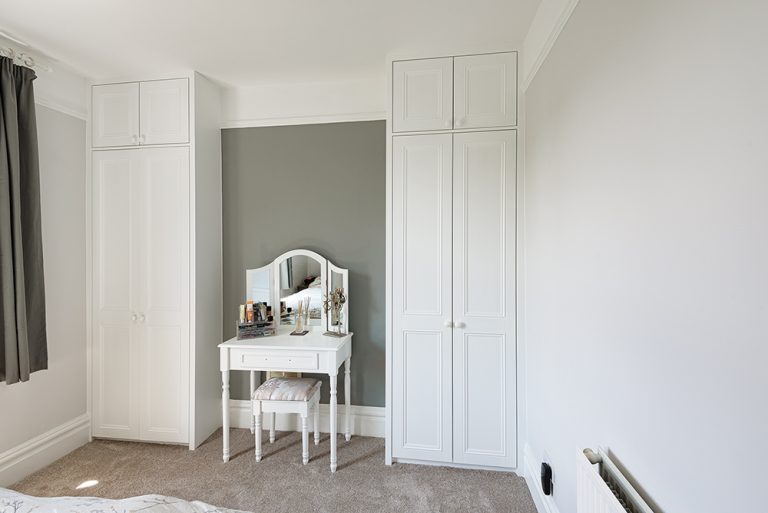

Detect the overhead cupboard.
[
  {"left": 92, "top": 78, "right": 189, "bottom": 147},
  {"left": 90, "top": 74, "right": 223, "bottom": 449},
  {"left": 391, "top": 52, "right": 517, "bottom": 132},
  {"left": 388, "top": 51, "right": 518, "bottom": 469}
]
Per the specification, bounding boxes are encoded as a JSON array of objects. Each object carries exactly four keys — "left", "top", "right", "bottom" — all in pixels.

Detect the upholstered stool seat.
[
  {"left": 253, "top": 377, "right": 321, "bottom": 402},
  {"left": 252, "top": 377, "right": 321, "bottom": 464}
]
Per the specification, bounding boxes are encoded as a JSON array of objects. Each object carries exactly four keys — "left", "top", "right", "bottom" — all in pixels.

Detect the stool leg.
[
  {"left": 314, "top": 401, "right": 320, "bottom": 445},
  {"left": 269, "top": 412, "right": 276, "bottom": 443},
  {"left": 249, "top": 371, "right": 256, "bottom": 434},
  {"left": 301, "top": 414, "right": 309, "bottom": 465},
  {"left": 254, "top": 409, "right": 263, "bottom": 462}
]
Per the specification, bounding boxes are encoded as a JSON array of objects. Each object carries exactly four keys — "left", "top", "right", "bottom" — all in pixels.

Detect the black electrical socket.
[{"left": 541, "top": 462, "right": 553, "bottom": 495}]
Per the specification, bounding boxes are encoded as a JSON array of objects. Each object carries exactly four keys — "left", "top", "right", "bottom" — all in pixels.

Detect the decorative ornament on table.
[
  {"left": 322, "top": 287, "right": 347, "bottom": 337},
  {"left": 291, "top": 296, "right": 310, "bottom": 336}
]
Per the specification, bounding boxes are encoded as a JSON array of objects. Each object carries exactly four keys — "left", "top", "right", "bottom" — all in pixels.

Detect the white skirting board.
[
  {"left": 0, "top": 413, "right": 90, "bottom": 487},
  {"left": 524, "top": 444, "right": 562, "bottom": 513},
  {"left": 228, "top": 400, "right": 385, "bottom": 438}
]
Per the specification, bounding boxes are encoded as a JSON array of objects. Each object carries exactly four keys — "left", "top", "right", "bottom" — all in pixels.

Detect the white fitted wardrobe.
[
  {"left": 90, "top": 74, "right": 223, "bottom": 448},
  {"left": 388, "top": 51, "right": 518, "bottom": 469}
]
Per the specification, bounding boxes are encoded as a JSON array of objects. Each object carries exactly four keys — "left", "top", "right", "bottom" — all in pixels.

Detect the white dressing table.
[
  {"left": 219, "top": 328, "right": 352, "bottom": 472},
  {"left": 220, "top": 249, "right": 352, "bottom": 472}
]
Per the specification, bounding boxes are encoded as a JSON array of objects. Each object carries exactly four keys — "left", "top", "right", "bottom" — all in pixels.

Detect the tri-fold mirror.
[{"left": 245, "top": 249, "right": 349, "bottom": 333}]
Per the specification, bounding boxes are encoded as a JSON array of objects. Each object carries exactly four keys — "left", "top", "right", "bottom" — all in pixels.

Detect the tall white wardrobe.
[
  {"left": 387, "top": 51, "right": 518, "bottom": 469},
  {"left": 89, "top": 73, "right": 223, "bottom": 449}
]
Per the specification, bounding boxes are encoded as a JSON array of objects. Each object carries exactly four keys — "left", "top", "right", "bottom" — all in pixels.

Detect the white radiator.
[{"left": 577, "top": 448, "right": 654, "bottom": 513}]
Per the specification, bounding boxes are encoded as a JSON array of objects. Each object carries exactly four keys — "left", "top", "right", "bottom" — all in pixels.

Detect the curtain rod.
[{"left": 0, "top": 30, "right": 54, "bottom": 73}]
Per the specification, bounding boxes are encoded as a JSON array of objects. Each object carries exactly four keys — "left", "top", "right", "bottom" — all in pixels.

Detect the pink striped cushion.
[{"left": 252, "top": 377, "right": 320, "bottom": 402}]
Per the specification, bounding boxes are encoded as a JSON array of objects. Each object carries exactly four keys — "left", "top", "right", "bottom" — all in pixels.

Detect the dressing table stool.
[{"left": 252, "top": 377, "right": 321, "bottom": 465}]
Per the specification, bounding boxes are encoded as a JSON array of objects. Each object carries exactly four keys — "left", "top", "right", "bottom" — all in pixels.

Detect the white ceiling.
[{"left": 0, "top": 0, "right": 539, "bottom": 87}]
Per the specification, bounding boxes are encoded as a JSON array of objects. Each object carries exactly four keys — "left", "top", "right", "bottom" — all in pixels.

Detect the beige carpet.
[{"left": 11, "top": 428, "right": 537, "bottom": 513}]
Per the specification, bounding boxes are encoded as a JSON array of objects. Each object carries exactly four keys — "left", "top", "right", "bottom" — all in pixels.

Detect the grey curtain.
[{"left": 0, "top": 56, "right": 47, "bottom": 384}]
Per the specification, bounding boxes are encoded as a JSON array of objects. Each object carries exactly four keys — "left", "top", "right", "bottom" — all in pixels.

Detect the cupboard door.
[
  {"left": 92, "top": 150, "right": 142, "bottom": 438},
  {"left": 392, "top": 134, "right": 453, "bottom": 462},
  {"left": 454, "top": 53, "right": 517, "bottom": 129},
  {"left": 92, "top": 83, "right": 139, "bottom": 147},
  {"left": 452, "top": 131, "right": 517, "bottom": 467},
  {"left": 392, "top": 58, "right": 453, "bottom": 133},
  {"left": 137, "top": 147, "right": 190, "bottom": 443},
  {"left": 139, "top": 79, "right": 189, "bottom": 145}
]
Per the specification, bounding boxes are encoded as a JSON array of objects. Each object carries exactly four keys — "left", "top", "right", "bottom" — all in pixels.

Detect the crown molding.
[
  {"left": 221, "top": 111, "right": 386, "bottom": 129},
  {"left": 521, "top": 0, "right": 581, "bottom": 92},
  {"left": 35, "top": 94, "right": 87, "bottom": 120}
]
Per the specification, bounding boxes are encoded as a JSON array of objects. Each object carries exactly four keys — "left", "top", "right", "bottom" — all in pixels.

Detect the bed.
[
  {"left": 280, "top": 276, "right": 323, "bottom": 321},
  {"left": 0, "top": 488, "right": 250, "bottom": 513}
]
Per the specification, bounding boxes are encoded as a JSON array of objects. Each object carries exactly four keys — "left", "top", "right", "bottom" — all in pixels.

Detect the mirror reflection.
[
  {"left": 329, "top": 270, "right": 344, "bottom": 327},
  {"left": 279, "top": 255, "right": 323, "bottom": 326},
  {"left": 246, "top": 266, "right": 270, "bottom": 304}
]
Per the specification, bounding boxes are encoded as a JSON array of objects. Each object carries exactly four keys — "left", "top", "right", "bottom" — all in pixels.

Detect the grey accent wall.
[{"left": 222, "top": 121, "right": 385, "bottom": 406}]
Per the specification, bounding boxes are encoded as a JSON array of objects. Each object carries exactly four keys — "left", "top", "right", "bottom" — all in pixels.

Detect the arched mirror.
[
  {"left": 244, "top": 249, "right": 349, "bottom": 336},
  {"left": 273, "top": 249, "right": 327, "bottom": 328}
]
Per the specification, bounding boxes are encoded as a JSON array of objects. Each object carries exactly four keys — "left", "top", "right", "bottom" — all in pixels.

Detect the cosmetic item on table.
[{"left": 237, "top": 301, "right": 276, "bottom": 340}]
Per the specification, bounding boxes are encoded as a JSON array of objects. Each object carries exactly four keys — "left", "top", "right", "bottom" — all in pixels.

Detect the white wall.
[
  {"left": 0, "top": 105, "right": 88, "bottom": 483},
  {"left": 524, "top": 1, "right": 768, "bottom": 512},
  {"left": 0, "top": 64, "right": 88, "bottom": 484}
]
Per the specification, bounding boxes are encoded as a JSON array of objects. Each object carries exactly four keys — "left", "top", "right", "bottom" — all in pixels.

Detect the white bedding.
[
  {"left": 281, "top": 279, "right": 322, "bottom": 318},
  {"left": 0, "top": 488, "right": 250, "bottom": 513}
]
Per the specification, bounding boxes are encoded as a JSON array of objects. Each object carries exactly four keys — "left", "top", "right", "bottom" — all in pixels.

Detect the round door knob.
[
  {"left": 444, "top": 320, "right": 454, "bottom": 328},
  {"left": 132, "top": 135, "right": 138, "bottom": 144},
  {"left": 455, "top": 321, "right": 466, "bottom": 329},
  {"left": 131, "top": 313, "right": 138, "bottom": 322},
  {"left": 455, "top": 118, "right": 464, "bottom": 128},
  {"left": 443, "top": 120, "right": 451, "bottom": 128},
  {"left": 139, "top": 313, "right": 146, "bottom": 323},
  {"left": 139, "top": 134, "right": 146, "bottom": 144}
]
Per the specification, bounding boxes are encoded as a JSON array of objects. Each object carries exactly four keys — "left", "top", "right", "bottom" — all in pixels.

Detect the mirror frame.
[
  {"left": 245, "top": 249, "right": 349, "bottom": 334},
  {"left": 327, "top": 260, "right": 349, "bottom": 333},
  {"left": 272, "top": 249, "right": 327, "bottom": 329},
  {"left": 245, "top": 263, "right": 274, "bottom": 307}
]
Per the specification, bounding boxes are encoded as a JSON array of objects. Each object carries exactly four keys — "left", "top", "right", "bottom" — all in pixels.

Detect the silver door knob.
[
  {"left": 139, "top": 313, "right": 146, "bottom": 323},
  {"left": 455, "top": 321, "right": 466, "bottom": 329},
  {"left": 455, "top": 118, "right": 465, "bottom": 128},
  {"left": 444, "top": 320, "right": 454, "bottom": 328},
  {"left": 131, "top": 313, "right": 138, "bottom": 322},
  {"left": 443, "top": 120, "right": 451, "bottom": 128}
]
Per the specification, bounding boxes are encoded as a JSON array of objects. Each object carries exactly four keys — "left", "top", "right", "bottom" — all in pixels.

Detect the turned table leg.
[
  {"left": 330, "top": 371, "right": 338, "bottom": 472},
  {"left": 222, "top": 370, "right": 230, "bottom": 462},
  {"left": 345, "top": 357, "right": 351, "bottom": 442}
]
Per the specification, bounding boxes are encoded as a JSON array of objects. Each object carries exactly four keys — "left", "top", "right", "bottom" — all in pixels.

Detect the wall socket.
[{"left": 541, "top": 462, "right": 554, "bottom": 495}]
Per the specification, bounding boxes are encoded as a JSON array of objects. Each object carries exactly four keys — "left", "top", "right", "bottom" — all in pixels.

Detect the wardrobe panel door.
[
  {"left": 454, "top": 53, "right": 517, "bottom": 129},
  {"left": 139, "top": 79, "right": 189, "bottom": 145},
  {"left": 392, "top": 58, "right": 453, "bottom": 133},
  {"left": 138, "top": 147, "right": 190, "bottom": 443},
  {"left": 392, "top": 134, "right": 453, "bottom": 462},
  {"left": 92, "top": 83, "right": 139, "bottom": 148},
  {"left": 92, "top": 150, "right": 141, "bottom": 439},
  {"left": 452, "top": 131, "right": 517, "bottom": 467}
]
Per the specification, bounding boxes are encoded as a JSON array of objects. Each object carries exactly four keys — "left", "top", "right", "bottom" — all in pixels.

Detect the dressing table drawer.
[{"left": 233, "top": 349, "right": 319, "bottom": 371}]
